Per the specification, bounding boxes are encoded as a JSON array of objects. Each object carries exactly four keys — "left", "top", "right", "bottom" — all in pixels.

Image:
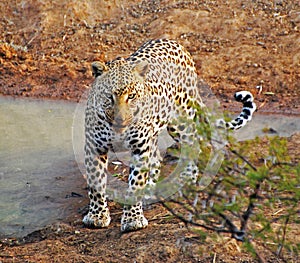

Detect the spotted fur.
[{"left": 83, "top": 39, "right": 256, "bottom": 232}]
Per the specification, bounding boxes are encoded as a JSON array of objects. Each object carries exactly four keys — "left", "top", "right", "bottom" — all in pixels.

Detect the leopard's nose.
[
  {"left": 113, "top": 109, "right": 127, "bottom": 125},
  {"left": 114, "top": 114, "right": 124, "bottom": 124}
]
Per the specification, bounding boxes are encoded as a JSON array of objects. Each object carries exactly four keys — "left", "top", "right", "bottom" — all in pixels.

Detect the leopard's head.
[{"left": 91, "top": 58, "right": 149, "bottom": 132}]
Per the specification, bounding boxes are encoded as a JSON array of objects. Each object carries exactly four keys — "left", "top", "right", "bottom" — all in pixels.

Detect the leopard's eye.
[
  {"left": 104, "top": 93, "right": 114, "bottom": 104},
  {"left": 104, "top": 93, "right": 111, "bottom": 99},
  {"left": 128, "top": 93, "right": 136, "bottom": 100}
]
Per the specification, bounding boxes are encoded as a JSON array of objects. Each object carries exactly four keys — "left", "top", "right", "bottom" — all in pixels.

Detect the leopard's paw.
[
  {"left": 121, "top": 215, "right": 148, "bottom": 232},
  {"left": 83, "top": 211, "right": 111, "bottom": 228}
]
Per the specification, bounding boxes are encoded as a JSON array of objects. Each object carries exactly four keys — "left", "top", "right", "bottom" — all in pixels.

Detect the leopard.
[{"left": 82, "top": 39, "right": 256, "bottom": 232}]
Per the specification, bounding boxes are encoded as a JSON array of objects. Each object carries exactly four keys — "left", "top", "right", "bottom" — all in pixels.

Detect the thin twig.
[
  {"left": 241, "top": 183, "right": 261, "bottom": 232},
  {"left": 259, "top": 242, "right": 288, "bottom": 263},
  {"left": 160, "top": 201, "right": 233, "bottom": 234},
  {"left": 230, "top": 149, "right": 257, "bottom": 171},
  {"left": 212, "top": 209, "right": 245, "bottom": 241},
  {"left": 271, "top": 162, "right": 295, "bottom": 168},
  {"left": 166, "top": 198, "right": 196, "bottom": 215},
  {"left": 250, "top": 240, "right": 267, "bottom": 263},
  {"left": 277, "top": 216, "right": 290, "bottom": 257},
  {"left": 257, "top": 209, "right": 299, "bottom": 235}
]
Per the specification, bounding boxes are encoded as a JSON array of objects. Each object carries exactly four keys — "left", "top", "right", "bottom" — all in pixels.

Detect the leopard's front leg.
[
  {"left": 82, "top": 149, "right": 111, "bottom": 228},
  {"left": 121, "top": 134, "right": 153, "bottom": 232},
  {"left": 82, "top": 108, "right": 111, "bottom": 228}
]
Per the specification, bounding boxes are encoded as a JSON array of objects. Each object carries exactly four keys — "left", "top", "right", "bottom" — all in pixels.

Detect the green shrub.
[{"left": 161, "top": 134, "right": 299, "bottom": 260}]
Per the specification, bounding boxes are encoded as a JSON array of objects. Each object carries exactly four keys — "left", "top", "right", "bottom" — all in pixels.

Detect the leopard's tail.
[{"left": 217, "top": 91, "right": 256, "bottom": 130}]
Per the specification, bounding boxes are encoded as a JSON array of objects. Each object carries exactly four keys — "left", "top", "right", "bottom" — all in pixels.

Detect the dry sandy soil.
[{"left": 0, "top": 0, "right": 299, "bottom": 262}]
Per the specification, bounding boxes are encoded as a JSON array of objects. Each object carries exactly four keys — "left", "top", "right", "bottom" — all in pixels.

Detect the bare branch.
[
  {"left": 277, "top": 216, "right": 290, "bottom": 257},
  {"left": 160, "top": 201, "right": 233, "bottom": 234},
  {"left": 241, "top": 183, "right": 261, "bottom": 232},
  {"left": 230, "top": 149, "right": 257, "bottom": 171}
]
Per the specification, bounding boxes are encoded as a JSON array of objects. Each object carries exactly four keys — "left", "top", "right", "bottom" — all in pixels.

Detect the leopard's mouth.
[
  {"left": 113, "top": 123, "right": 126, "bottom": 128},
  {"left": 111, "top": 122, "right": 129, "bottom": 133}
]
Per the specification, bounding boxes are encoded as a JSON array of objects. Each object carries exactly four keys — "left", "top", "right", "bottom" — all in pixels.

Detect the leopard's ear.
[
  {"left": 133, "top": 60, "right": 149, "bottom": 79},
  {"left": 91, "top": 61, "right": 108, "bottom": 77}
]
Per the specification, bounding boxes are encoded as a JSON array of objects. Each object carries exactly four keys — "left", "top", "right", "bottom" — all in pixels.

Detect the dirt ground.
[
  {"left": 1, "top": 133, "right": 299, "bottom": 263},
  {"left": 0, "top": 0, "right": 299, "bottom": 262}
]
